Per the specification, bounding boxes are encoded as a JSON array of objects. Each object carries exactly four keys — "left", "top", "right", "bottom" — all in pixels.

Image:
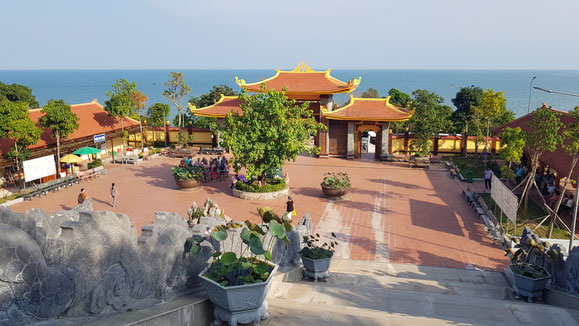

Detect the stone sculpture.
[{"left": 0, "top": 197, "right": 311, "bottom": 325}]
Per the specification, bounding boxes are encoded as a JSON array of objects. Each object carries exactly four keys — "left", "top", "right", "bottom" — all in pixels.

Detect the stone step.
[
  {"left": 306, "top": 271, "right": 511, "bottom": 300},
  {"left": 329, "top": 259, "right": 509, "bottom": 286},
  {"left": 267, "top": 282, "right": 579, "bottom": 326}
]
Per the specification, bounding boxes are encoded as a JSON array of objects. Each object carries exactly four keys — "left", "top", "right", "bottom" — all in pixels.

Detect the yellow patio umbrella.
[{"left": 60, "top": 154, "right": 83, "bottom": 164}]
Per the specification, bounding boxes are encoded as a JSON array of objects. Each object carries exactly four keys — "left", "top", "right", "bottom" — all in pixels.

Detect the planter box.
[
  {"left": 301, "top": 256, "right": 332, "bottom": 282},
  {"left": 510, "top": 265, "right": 551, "bottom": 302},
  {"left": 321, "top": 185, "right": 348, "bottom": 197},
  {"left": 174, "top": 178, "right": 201, "bottom": 190},
  {"left": 198, "top": 263, "right": 277, "bottom": 325}
]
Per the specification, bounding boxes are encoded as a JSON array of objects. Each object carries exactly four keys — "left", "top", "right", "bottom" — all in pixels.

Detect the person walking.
[
  {"left": 285, "top": 196, "right": 295, "bottom": 222},
  {"left": 110, "top": 183, "right": 119, "bottom": 208},
  {"left": 515, "top": 166, "right": 524, "bottom": 185},
  {"left": 484, "top": 168, "right": 494, "bottom": 190},
  {"left": 77, "top": 188, "right": 87, "bottom": 205}
]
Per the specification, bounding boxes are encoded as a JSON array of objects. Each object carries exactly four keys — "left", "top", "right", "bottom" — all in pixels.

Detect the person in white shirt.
[{"left": 484, "top": 168, "right": 494, "bottom": 190}]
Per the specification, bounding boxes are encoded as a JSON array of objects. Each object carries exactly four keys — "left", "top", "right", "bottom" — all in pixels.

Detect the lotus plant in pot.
[
  {"left": 506, "top": 229, "right": 557, "bottom": 303},
  {"left": 172, "top": 165, "right": 205, "bottom": 190},
  {"left": 300, "top": 232, "right": 338, "bottom": 282},
  {"left": 187, "top": 207, "right": 293, "bottom": 326},
  {"left": 321, "top": 172, "right": 350, "bottom": 197}
]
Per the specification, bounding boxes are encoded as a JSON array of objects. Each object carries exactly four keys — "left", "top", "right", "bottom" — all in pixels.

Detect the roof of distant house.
[
  {"left": 323, "top": 96, "right": 413, "bottom": 122},
  {"left": 0, "top": 99, "right": 140, "bottom": 155},
  {"left": 494, "top": 102, "right": 579, "bottom": 179}
]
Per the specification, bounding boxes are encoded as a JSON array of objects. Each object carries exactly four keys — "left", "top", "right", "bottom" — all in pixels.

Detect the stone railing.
[{"left": 0, "top": 198, "right": 311, "bottom": 325}]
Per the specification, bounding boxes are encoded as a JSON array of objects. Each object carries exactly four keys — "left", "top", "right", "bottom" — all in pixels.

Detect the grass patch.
[
  {"left": 0, "top": 193, "right": 23, "bottom": 205},
  {"left": 443, "top": 155, "right": 500, "bottom": 179},
  {"left": 479, "top": 193, "right": 570, "bottom": 239}
]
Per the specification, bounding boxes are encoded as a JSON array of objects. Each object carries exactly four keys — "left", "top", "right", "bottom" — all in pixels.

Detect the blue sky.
[{"left": 1, "top": 0, "right": 578, "bottom": 69}]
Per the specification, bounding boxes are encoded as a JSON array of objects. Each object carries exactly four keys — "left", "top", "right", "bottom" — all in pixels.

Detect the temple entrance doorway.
[{"left": 355, "top": 124, "right": 382, "bottom": 160}]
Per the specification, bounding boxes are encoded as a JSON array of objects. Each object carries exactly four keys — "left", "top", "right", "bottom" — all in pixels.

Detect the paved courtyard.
[{"left": 10, "top": 155, "right": 509, "bottom": 271}]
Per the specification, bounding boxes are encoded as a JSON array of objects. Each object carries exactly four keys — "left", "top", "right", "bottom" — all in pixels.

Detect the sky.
[{"left": 1, "top": 0, "right": 578, "bottom": 70}]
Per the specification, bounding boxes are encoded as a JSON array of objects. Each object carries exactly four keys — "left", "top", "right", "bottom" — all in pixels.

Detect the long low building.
[{"left": 0, "top": 99, "right": 141, "bottom": 179}]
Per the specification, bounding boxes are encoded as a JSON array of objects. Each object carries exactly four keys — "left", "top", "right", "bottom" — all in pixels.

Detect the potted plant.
[
  {"left": 321, "top": 172, "right": 350, "bottom": 197},
  {"left": 172, "top": 165, "right": 205, "bottom": 190},
  {"left": 187, "top": 207, "right": 292, "bottom": 325},
  {"left": 300, "top": 232, "right": 338, "bottom": 282},
  {"left": 507, "top": 232, "right": 557, "bottom": 302}
]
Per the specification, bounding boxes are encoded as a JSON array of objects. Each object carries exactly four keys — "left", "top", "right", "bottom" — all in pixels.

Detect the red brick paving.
[{"left": 10, "top": 155, "right": 509, "bottom": 271}]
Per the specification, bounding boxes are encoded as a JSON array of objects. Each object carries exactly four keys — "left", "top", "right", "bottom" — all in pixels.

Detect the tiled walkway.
[{"left": 10, "top": 155, "right": 509, "bottom": 270}]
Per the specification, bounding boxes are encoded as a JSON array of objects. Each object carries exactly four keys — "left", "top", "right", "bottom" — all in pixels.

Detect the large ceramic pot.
[
  {"left": 321, "top": 184, "right": 348, "bottom": 197},
  {"left": 199, "top": 263, "right": 277, "bottom": 325},
  {"left": 510, "top": 265, "right": 551, "bottom": 302},
  {"left": 174, "top": 178, "right": 201, "bottom": 190},
  {"left": 301, "top": 256, "right": 332, "bottom": 282}
]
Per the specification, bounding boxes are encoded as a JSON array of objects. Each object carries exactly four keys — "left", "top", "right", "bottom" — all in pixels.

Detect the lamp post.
[
  {"left": 527, "top": 76, "right": 536, "bottom": 114},
  {"left": 534, "top": 86, "right": 579, "bottom": 255}
]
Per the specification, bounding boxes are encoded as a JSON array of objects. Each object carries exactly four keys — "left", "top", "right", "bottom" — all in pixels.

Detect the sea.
[{"left": 1, "top": 70, "right": 579, "bottom": 119}]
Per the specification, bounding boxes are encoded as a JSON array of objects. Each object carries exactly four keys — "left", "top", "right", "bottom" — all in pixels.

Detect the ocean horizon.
[{"left": 2, "top": 69, "right": 579, "bottom": 120}]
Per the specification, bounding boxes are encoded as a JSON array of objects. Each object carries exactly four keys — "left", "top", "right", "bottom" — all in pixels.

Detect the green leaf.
[
  {"left": 249, "top": 236, "right": 265, "bottom": 255},
  {"left": 190, "top": 244, "right": 201, "bottom": 254},
  {"left": 220, "top": 280, "right": 229, "bottom": 287},
  {"left": 241, "top": 228, "right": 252, "bottom": 244},
  {"left": 211, "top": 251, "right": 222, "bottom": 258},
  {"left": 211, "top": 229, "right": 228, "bottom": 242},
  {"left": 255, "top": 262, "right": 269, "bottom": 274},
  {"left": 269, "top": 220, "right": 286, "bottom": 238},
  {"left": 281, "top": 235, "right": 290, "bottom": 245},
  {"left": 283, "top": 219, "right": 293, "bottom": 232},
  {"left": 264, "top": 250, "right": 273, "bottom": 261},
  {"left": 221, "top": 252, "right": 237, "bottom": 265}
]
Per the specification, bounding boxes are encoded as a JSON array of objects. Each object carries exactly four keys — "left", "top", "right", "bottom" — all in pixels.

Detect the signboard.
[
  {"left": 22, "top": 155, "right": 56, "bottom": 182},
  {"left": 94, "top": 133, "right": 105, "bottom": 143},
  {"left": 490, "top": 174, "right": 518, "bottom": 224}
]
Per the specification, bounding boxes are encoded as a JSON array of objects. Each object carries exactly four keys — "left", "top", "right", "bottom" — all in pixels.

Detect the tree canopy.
[
  {"left": 360, "top": 88, "right": 380, "bottom": 98},
  {"left": 163, "top": 72, "right": 191, "bottom": 131},
  {"left": 39, "top": 99, "right": 79, "bottom": 175},
  {"left": 105, "top": 79, "right": 137, "bottom": 122},
  {"left": 220, "top": 88, "right": 325, "bottom": 183},
  {"left": 0, "top": 81, "right": 39, "bottom": 108},
  {"left": 388, "top": 88, "right": 411, "bottom": 108},
  {"left": 450, "top": 85, "right": 482, "bottom": 133},
  {"left": 0, "top": 98, "right": 41, "bottom": 167},
  {"left": 498, "top": 127, "right": 525, "bottom": 167},
  {"left": 147, "top": 103, "right": 171, "bottom": 127},
  {"left": 408, "top": 90, "right": 452, "bottom": 155}
]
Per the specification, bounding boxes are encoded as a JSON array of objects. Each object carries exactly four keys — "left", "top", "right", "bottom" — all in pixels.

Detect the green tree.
[
  {"left": 0, "top": 98, "right": 42, "bottom": 169},
  {"left": 498, "top": 127, "right": 525, "bottom": 169},
  {"left": 408, "top": 90, "right": 452, "bottom": 155},
  {"left": 547, "top": 106, "right": 579, "bottom": 237},
  {"left": 388, "top": 88, "right": 411, "bottom": 108},
  {"left": 163, "top": 72, "right": 191, "bottom": 132},
  {"left": 472, "top": 89, "right": 508, "bottom": 167},
  {"left": 220, "top": 88, "right": 325, "bottom": 184},
  {"left": 0, "top": 82, "right": 39, "bottom": 108},
  {"left": 39, "top": 99, "right": 79, "bottom": 176},
  {"left": 130, "top": 90, "right": 148, "bottom": 149},
  {"left": 520, "top": 107, "right": 562, "bottom": 215},
  {"left": 450, "top": 86, "right": 483, "bottom": 155},
  {"left": 361, "top": 88, "right": 380, "bottom": 98},
  {"left": 147, "top": 102, "right": 171, "bottom": 146},
  {"left": 105, "top": 79, "right": 139, "bottom": 147}
]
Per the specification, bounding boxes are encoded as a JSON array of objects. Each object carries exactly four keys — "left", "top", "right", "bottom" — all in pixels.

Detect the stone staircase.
[{"left": 262, "top": 259, "right": 579, "bottom": 326}]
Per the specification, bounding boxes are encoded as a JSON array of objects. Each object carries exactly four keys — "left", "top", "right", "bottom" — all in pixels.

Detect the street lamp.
[
  {"left": 527, "top": 76, "right": 536, "bottom": 114},
  {"left": 534, "top": 86, "right": 579, "bottom": 254}
]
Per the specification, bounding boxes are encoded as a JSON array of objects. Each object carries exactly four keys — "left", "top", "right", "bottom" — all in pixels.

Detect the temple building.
[{"left": 191, "top": 62, "right": 413, "bottom": 160}]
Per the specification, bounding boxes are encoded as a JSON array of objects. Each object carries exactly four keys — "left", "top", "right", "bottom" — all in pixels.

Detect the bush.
[
  {"left": 236, "top": 178, "right": 286, "bottom": 193},
  {"left": 172, "top": 165, "right": 205, "bottom": 181},
  {"left": 321, "top": 172, "right": 350, "bottom": 189},
  {"left": 87, "top": 158, "right": 103, "bottom": 169}
]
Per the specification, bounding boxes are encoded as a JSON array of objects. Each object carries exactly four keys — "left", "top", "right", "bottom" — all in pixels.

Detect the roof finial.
[{"left": 293, "top": 61, "right": 312, "bottom": 72}]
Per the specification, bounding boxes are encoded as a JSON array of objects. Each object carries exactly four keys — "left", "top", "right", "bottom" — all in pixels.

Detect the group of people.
[{"left": 183, "top": 155, "right": 230, "bottom": 182}]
